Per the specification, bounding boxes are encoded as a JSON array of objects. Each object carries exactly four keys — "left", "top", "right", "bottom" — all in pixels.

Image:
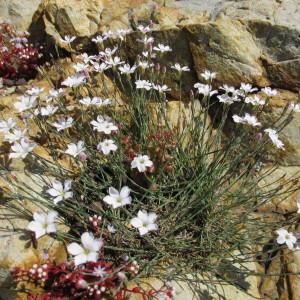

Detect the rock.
[
  {"left": 0, "top": 0, "right": 41, "bottom": 31},
  {"left": 258, "top": 166, "right": 300, "bottom": 214}
]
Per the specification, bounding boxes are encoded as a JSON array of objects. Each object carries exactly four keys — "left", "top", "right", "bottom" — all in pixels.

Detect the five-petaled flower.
[
  {"left": 131, "top": 155, "right": 153, "bottom": 172},
  {"left": 65, "top": 141, "right": 86, "bottom": 158},
  {"left": 97, "top": 139, "right": 118, "bottom": 155},
  {"left": 9, "top": 138, "right": 36, "bottom": 159},
  {"left": 276, "top": 228, "right": 296, "bottom": 250},
  {"left": 67, "top": 232, "right": 103, "bottom": 266},
  {"left": 103, "top": 186, "right": 132, "bottom": 209},
  {"left": 264, "top": 128, "right": 285, "bottom": 150},
  {"left": 47, "top": 179, "right": 73, "bottom": 204},
  {"left": 130, "top": 210, "right": 158, "bottom": 236},
  {"left": 27, "top": 210, "right": 58, "bottom": 239}
]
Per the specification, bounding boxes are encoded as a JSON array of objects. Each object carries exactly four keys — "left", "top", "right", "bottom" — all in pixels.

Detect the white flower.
[
  {"left": 93, "top": 266, "right": 107, "bottom": 278},
  {"left": 67, "top": 232, "right": 103, "bottom": 266},
  {"left": 142, "top": 51, "right": 156, "bottom": 59},
  {"left": 92, "top": 35, "right": 108, "bottom": 44},
  {"left": 90, "top": 116, "right": 118, "bottom": 134},
  {"left": 201, "top": 70, "right": 217, "bottom": 81},
  {"left": 131, "top": 154, "right": 153, "bottom": 172},
  {"left": 103, "top": 186, "right": 132, "bottom": 209},
  {"left": 60, "top": 35, "right": 76, "bottom": 43},
  {"left": 153, "top": 44, "right": 172, "bottom": 53},
  {"left": 130, "top": 210, "right": 158, "bottom": 236},
  {"left": 135, "top": 80, "right": 152, "bottom": 90},
  {"left": 119, "top": 64, "right": 136, "bottom": 74},
  {"left": 245, "top": 95, "right": 265, "bottom": 106},
  {"left": 102, "top": 30, "right": 114, "bottom": 39},
  {"left": 40, "top": 105, "right": 58, "bottom": 116},
  {"left": 79, "top": 97, "right": 101, "bottom": 106},
  {"left": 106, "top": 56, "right": 124, "bottom": 67},
  {"left": 232, "top": 113, "right": 261, "bottom": 127},
  {"left": 153, "top": 84, "right": 170, "bottom": 93},
  {"left": 52, "top": 117, "right": 74, "bottom": 131},
  {"left": 264, "top": 128, "right": 285, "bottom": 150},
  {"left": 171, "top": 63, "right": 190, "bottom": 72},
  {"left": 45, "top": 89, "right": 64, "bottom": 102},
  {"left": 27, "top": 211, "right": 58, "bottom": 239},
  {"left": 261, "top": 87, "right": 277, "bottom": 97},
  {"left": 26, "top": 86, "right": 44, "bottom": 96},
  {"left": 62, "top": 74, "right": 86, "bottom": 87},
  {"left": 217, "top": 94, "right": 236, "bottom": 104},
  {"left": 289, "top": 102, "right": 300, "bottom": 113},
  {"left": 14, "top": 95, "right": 37, "bottom": 112},
  {"left": 47, "top": 179, "right": 73, "bottom": 204},
  {"left": 9, "top": 138, "right": 36, "bottom": 159},
  {"left": 138, "top": 36, "right": 154, "bottom": 46},
  {"left": 116, "top": 28, "right": 132, "bottom": 40},
  {"left": 240, "top": 83, "right": 258, "bottom": 94},
  {"left": 93, "top": 62, "right": 110, "bottom": 73},
  {"left": 73, "top": 63, "right": 90, "bottom": 73},
  {"left": 97, "top": 139, "right": 118, "bottom": 155},
  {"left": 107, "top": 224, "right": 116, "bottom": 233},
  {"left": 220, "top": 84, "right": 236, "bottom": 94},
  {"left": 81, "top": 53, "right": 97, "bottom": 64},
  {"left": 99, "top": 47, "right": 118, "bottom": 58},
  {"left": 0, "top": 118, "right": 16, "bottom": 133},
  {"left": 194, "top": 83, "right": 217, "bottom": 97},
  {"left": 297, "top": 200, "right": 300, "bottom": 213},
  {"left": 4, "top": 128, "right": 27, "bottom": 143},
  {"left": 65, "top": 141, "right": 86, "bottom": 157},
  {"left": 137, "top": 25, "right": 151, "bottom": 34},
  {"left": 138, "top": 61, "right": 154, "bottom": 69},
  {"left": 276, "top": 228, "right": 296, "bottom": 250}
]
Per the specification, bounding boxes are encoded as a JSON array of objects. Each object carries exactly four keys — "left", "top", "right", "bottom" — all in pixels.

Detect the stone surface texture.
[{"left": 1, "top": 0, "right": 300, "bottom": 299}]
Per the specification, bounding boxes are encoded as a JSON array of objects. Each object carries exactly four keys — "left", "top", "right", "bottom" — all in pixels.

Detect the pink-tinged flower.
[
  {"left": 232, "top": 113, "right": 261, "bottom": 127},
  {"left": 92, "top": 62, "right": 110, "bottom": 73},
  {"left": 103, "top": 186, "right": 132, "bottom": 209},
  {"left": 47, "top": 179, "right": 73, "bottom": 204},
  {"left": 97, "top": 139, "right": 118, "bottom": 155},
  {"left": 131, "top": 154, "right": 153, "bottom": 172},
  {"left": 276, "top": 228, "right": 296, "bottom": 250},
  {"left": 65, "top": 141, "right": 86, "bottom": 158},
  {"left": 27, "top": 211, "right": 58, "bottom": 239},
  {"left": 67, "top": 232, "right": 103, "bottom": 266},
  {"left": 9, "top": 138, "right": 36, "bottom": 159},
  {"left": 201, "top": 70, "right": 216, "bottom": 81},
  {"left": 130, "top": 210, "right": 158, "bottom": 236},
  {"left": 73, "top": 63, "right": 90, "bottom": 73},
  {"left": 98, "top": 46, "right": 118, "bottom": 58},
  {"left": 137, "top": 25, "right": 152, "bottom": 34},
  {"left": 264, "top": 128, "right": 285, "bottom": 150}
]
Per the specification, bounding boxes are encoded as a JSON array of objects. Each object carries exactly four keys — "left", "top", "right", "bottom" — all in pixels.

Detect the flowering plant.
[
  {"left": 2, "top": 23, "right": 300, "bottom": 299},
  {"left": 0, "top": 22, "right": 42, "bottom": 81}
]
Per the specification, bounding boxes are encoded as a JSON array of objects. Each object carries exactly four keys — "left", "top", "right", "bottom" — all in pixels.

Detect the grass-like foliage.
[{"left": 1, "top": 24, "right": 300, "bottom": 299}]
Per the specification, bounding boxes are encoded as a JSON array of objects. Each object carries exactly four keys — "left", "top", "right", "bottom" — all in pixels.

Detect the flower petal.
[{"left": 67, "top": 243, "right": 84, "bottom": 255}]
